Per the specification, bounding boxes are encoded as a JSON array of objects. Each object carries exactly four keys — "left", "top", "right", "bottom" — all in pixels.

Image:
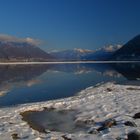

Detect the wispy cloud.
[{"left": 0, "top": 34, "right": 41, "bottom": 46}]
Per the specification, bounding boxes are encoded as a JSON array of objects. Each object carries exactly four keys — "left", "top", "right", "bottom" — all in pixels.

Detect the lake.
[{"left": 0, "top": 62, "right": 140, "bottom": 107}]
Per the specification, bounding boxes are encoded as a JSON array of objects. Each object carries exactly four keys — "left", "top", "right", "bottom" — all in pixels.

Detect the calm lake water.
[{"left": 0, "top": 63, "right": 140, "bottom": 107}]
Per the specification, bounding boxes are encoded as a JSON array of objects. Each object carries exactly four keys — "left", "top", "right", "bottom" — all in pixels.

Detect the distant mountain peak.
[
  {"left": 74, "top": 48, "right": 94, "bottom": 53},
  {"left": 96, "top": 44, "right": 122, "bottom": 52},
  {"left": 103, "top": 44, "right": 122, "bottom": 52}
]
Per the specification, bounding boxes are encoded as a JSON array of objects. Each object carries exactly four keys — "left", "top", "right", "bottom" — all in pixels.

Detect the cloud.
[{"left": 0, "top": 34, "right": 41, "bottom": 46}]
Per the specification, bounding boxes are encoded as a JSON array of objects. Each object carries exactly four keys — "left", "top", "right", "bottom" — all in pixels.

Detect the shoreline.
[
  {"left": 0, "top": 60, "right": 140, "bottom": 65},
  {"left": 0, "top": 82, "right": 140, "bottom": 139}
]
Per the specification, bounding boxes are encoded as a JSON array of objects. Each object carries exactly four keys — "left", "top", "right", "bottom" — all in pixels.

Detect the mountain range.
[
  {"left": 0, "top": 41, "right": 52, "bottom": 62},
  {"left": 0, "top": 34, "right": 140, "bottom": 61},
  {"left": 50, "top": 34, "right": 140, "bottom": 61},
  {"left": 50, "top": 45, "right": 121, "bottom": 61}
]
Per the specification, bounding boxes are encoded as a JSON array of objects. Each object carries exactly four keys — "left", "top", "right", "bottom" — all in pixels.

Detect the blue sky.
[{"left": 0, "top": 0, "right": 140, "bottom": 51}]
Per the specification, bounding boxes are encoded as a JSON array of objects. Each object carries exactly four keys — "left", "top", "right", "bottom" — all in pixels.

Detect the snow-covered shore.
[{"left": 0, "top": 82, "right": 140, "bottom": 140}]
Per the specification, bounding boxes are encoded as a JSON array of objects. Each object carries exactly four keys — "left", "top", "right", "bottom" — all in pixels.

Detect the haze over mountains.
[
  {"left": 0, "top": 34, "right": 140, "bottom": 62},
  {"left": 0, "top": 35, "right": 51, "bottom": 62}
]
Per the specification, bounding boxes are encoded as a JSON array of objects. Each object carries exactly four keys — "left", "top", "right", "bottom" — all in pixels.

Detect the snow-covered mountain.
[{"left": 50, "top": 45, "right": 121, "bottom": 61}]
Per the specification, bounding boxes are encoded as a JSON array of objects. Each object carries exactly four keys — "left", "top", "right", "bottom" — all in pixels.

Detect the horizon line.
[{"left": 0, "top": 61, "right": 140, "bottom": 65}]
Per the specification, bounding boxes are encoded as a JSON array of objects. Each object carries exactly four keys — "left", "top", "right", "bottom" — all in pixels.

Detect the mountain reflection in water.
[{"left": 0, "top": 63, "right": 140, "bottom": 107}]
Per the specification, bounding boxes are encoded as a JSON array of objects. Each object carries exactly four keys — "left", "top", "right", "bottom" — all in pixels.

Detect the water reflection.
[
  {"left": 0, "top": 65, "right": 50, "bottom": 83},
  {"left": 47, "top": 63, "right": 140, "bottom": 80},
  {"left": 110, "top": 63, "right": 140, "bottom": 80},
  {"left": 0, "top": 65, "right": 50, "bottom": 97},
  {"left": 0, "top": 63, "right": 140, "bottom": 107}
]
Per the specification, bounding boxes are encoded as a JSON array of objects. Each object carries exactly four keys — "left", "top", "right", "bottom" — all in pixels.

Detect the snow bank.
[{"left": 0, "top": 82, "right": 140, "bottom": 140}]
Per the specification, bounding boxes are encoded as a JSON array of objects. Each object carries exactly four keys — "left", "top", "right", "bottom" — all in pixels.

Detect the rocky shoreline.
[{"left": 0, "top": 82, "right": 140, "bottom": 140}]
